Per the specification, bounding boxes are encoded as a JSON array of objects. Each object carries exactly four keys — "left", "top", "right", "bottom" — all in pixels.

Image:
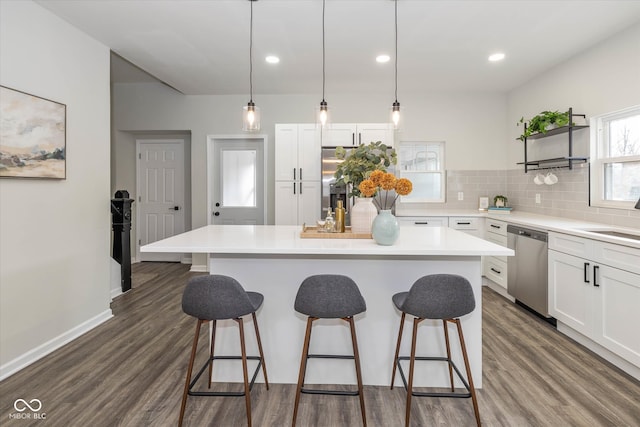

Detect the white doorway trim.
[{"left": 206, "top": 134, "right": 268, "bottom": 225}]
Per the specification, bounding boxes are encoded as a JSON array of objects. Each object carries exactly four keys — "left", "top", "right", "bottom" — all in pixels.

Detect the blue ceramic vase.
[{"left": 371, "top": 209, "right": 400, "bottom": 245}]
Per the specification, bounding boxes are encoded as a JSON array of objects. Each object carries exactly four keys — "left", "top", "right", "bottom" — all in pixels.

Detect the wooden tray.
[{"left": 300, "top": 225, "right": 372, "bottom": 239}]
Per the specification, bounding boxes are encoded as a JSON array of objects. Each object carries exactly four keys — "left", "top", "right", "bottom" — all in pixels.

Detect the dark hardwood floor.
[{"left": 1, "top": 262, "right": 639, "bottom": 426}]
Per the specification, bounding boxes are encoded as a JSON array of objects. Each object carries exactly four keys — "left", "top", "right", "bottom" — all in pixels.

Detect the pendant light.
[
  {"left": 317, "top": 0, "right": 330, "bottom": 127},
  {"left": 242, "top": 0, "right": 260, "bottom": 131},
  {"left": 391, "top": 0, "right": 400, "bottom": 129}
]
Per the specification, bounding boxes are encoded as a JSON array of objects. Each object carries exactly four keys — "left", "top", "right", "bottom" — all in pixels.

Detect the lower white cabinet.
[
  {"left": 484, "top": 219, "right": 508, "bottom": 289},
  {"left": 448, "top": 216, "right": 485, "bottom": 239},
  {"left": 398, "top": 216, "right": 448, "bottom": 227},
  {"left": 275, "top": 181, "right": 321, "bottom": 225},
  {"left": 549, "top": 232, "right": 640, "bottom": 368}
]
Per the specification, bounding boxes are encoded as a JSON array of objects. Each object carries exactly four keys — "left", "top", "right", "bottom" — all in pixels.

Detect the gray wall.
[{"left": 0, "top": 1, "right": 112, "bottom": 376}]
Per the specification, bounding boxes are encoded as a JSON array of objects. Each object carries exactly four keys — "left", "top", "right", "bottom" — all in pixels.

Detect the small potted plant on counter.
[{"left": 493, "top": 195, "right": 508, "bottom": 208}]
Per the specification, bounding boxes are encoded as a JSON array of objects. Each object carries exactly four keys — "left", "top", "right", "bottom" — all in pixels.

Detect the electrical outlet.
[
  {"left": 535, "top": 193, "right": 541, "bottom": 204},
  {"left": 458, "top": 192, "right": 464, "bottom": 201}
]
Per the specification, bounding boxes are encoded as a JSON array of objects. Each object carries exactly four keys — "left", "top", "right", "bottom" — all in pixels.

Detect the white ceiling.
[{"left": 38, "top": 0, "right": 640, "bottom": 96}]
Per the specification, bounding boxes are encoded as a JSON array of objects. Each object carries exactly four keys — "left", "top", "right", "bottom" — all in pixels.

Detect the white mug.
[
  {"left": 544, "top": 172, "right": 558, "bottom": 185},
  {"left": 534, "top": 173, "right": 545, "bottom": 185}
]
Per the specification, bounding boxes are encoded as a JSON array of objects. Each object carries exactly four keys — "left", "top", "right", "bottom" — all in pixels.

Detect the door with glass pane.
[{"left": 211, "top": 138, "right": 265, "bottom": 225}]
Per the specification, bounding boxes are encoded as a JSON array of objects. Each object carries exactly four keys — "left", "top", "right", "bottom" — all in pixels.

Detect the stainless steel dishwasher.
[{"left": 507, "top": 224, "right": 553, "bottom": 321}]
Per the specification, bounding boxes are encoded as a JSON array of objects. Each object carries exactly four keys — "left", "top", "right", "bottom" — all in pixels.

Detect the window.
[
  {"left": 396, "top": 141, "right": 446, "bottom": 203},
  {"left": 590, "top": 105, "right": 640, "bottom": 209}
]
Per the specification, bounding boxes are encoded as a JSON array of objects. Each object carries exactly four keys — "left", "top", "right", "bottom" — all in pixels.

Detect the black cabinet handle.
[
  {"left": 293, "top": 168, "right": 296, "bottom": 180},
  {"left": 457, "top": 222, "right": 471, "bottom": 225},
  {"left": 358, "top": 133, "right": 362, "bottom": 145},
  {"left": 414, "top": 221, "right": 429, "bottom": 225},
  {"left": 583, "top": 262, "right": 590, "bottom": 283},
  {"left": 490, "top": 224, "right": 501, "bottom": 229},
  {"left": 352, "top": 133, "right": 355, "bottom": 145},
  {"left": 490, "top": 267, "right": 501, "bottom": 275},
  {"left": 293, "top": 183, "right": 296, "bottom": 195},
  {"left": 300, "top": 168, "right": 302, "bottom": 180},
  {"left": 299, "top": 182, "right": 302, "bottom": 194},
  {"left": 593, "top": 265, "right": 600, "bottom": 287}
]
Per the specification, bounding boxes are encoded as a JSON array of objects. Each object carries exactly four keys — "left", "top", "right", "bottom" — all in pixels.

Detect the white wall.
[
  {"left": 507, "top": 23, "right": 640, "bottom": 167},
  {"left": 0, "top": 1, "right": 112, "bottom": 378},
  {"left": 112, "top": 83, "right": 507, "bottom": 234}
]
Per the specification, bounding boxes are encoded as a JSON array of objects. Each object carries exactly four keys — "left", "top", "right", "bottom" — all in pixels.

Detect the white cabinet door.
[
  {"left": 594, "top": 265, "right": 640, "bottom": 367},
  {"left": 274, "top": 181, "right": 298, "bottom": 225},
  {"left": 298, "top": 124, "right": 321, "bottom": 181},
  {"left": 357, "top": 123, "right": 394, "bottom": 147},
  {"left": 275, "top": 124, "right": 298, "bottom": 181},
  {"left": 321, "top": 124, "right": 356, "bottom": 147},
  {"left": 298, "top": 181, "right": 322, "bottom": 226},
  {"left": 548, "top": 250, "right": 594, "bottom": 337}
]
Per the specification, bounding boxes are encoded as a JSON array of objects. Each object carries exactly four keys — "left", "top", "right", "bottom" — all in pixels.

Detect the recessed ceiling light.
[
  {"left": 265, "top": 55, "right": 280, "bottom": 64},
  {"left": 488, "top": 53, "right": 505, "bottom": 62},
  {"left": 376, "top": 55, "right": 390, "bottom": 63}
]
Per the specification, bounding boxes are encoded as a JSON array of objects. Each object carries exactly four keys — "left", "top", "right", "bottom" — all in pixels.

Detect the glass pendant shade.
[
  {"left": 391, "top": 101, "right": 400, "bottom": 129},
  {"left": 317, "top": 100, "right": 330, "bottom": 128},
  {"left": 242, "top": 101, "right": 260, "bottom": 131}
]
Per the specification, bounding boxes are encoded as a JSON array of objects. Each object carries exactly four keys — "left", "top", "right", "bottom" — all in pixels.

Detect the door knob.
[
  {"left": 215, "top": 202, "right": 220, "bottom": 207},
  {"left": 213, "top": 212, "right": 220, "bottom": 216},
  {"left": 169, "top": 206, "right": 180, "bottom": 211}
]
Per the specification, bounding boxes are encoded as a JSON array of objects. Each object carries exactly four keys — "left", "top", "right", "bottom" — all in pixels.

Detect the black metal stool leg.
[
  {"left": 208, "top": 320, "right": 217, "bottom": 388},
  {"left": 347, "top": 316, "right": 367, "bottom": 427},
  {"left": 237, "top": 318, "right": 252, "bottom": 427},
  {"left": 179, "top": 319, "right": 203, "bottom": 427},
  {"left": 252, "top": 312, "right": 269, "bottom": 390},
  {"left": 455, "top": 319, "right": 481, "bottom": 427},
  {"left": 292, "top": 317, "right": 315, "bottom": 427},
  {"left": 443, "top": 319, "right": 455, "bottom": 392},
  {"left": 391, "top": 312, "right": 406, "bottom": 389}
]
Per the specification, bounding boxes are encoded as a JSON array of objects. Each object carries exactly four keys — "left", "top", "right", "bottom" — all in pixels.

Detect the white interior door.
[
  {"left": 210, "top": 137, "right": 266, "bottom": 225},
  {"left": 136, "top": 140, "right": 185, "bottom": 262}
]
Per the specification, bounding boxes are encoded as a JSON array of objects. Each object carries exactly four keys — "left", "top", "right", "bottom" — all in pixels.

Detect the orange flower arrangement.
[{"left": 359, "top": 172, "right": 412, "bottom": 210}]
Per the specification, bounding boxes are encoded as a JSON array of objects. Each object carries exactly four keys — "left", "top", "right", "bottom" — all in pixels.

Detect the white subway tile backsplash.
[{"left": 443, "top": 168, "right": 639, "bottom": 229}]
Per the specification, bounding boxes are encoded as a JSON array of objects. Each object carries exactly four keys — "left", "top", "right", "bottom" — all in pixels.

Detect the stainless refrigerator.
[{"left": 321, "top": 147, "right": 351, "bottom": 224}]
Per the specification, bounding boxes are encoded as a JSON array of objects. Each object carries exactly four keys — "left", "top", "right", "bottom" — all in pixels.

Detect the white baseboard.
[
  {"left": 557, "top": 322, "right": 640, "bottom": 381},
  {"left": 189, "top": 263, "right": 208, "bottom": 272},
  {"left": 111, "top": 287, "right": 123, "bottom": 300},
  {"left": 483, "top": 276, "right": 515, "bottom": 301},
  {"left": 0, "top": 309, "right": 113, "bottom": 381},
  {"left": 181, "top": 256, "right": 192, "bottom": 265}
]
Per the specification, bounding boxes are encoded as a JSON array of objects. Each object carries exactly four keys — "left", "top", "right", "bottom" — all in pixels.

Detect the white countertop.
[
  {"left": 486, "top": 211, "right": 640, "bottom": 249},
  {"left": 141, "top": 225, "right": 513, "bottom": 257}
]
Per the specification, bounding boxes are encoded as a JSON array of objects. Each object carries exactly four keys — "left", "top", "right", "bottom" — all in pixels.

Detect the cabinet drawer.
[
  {"left": 449, "top": 217, "right": 481, "bottom": 230},
  {"left": 549, "top": 232, "right": 594, "bottom": 258},
  {"left": 398, "top": 217, "right": 448, "bottom": 227},
  {"left": 485, "top": 233, "right": 508, "bottom": 263},
  {"left": 486, "top": 219, "right": 507, "bottom": 236},
  {"left": 594, "top": 241, "right": 640, "bottom": 275},
  {"left": 484, "top": 257, "right": 507, "bottom": 289}
]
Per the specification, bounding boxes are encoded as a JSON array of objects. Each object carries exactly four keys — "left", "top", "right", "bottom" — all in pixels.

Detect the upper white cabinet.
[
  {"left": 321, "top": 123, "right": 394, "bottom": 147},
  {"left": 275, "top": 124, "right": 321, "bottom": 181},
  {"left": 275, "top": 124, "right": 321, "bottom": 225}
]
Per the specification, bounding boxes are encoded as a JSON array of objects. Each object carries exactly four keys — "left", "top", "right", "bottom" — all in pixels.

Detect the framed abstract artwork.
[{"left": 0, "top": 86, "right": 66, "bottom": 179}]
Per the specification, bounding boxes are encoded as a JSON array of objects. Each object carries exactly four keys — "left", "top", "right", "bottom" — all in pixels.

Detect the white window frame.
[
  {"left": 589, "top": 104, "right": 640, "bottom": 210},
  {"left": 395, "top": 141, "right": 446, "bottom": 205}
]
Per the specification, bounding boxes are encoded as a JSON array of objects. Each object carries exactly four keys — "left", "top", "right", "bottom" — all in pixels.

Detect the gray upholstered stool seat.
[
  {"left": 179, "top": 275, "right": 269, "bottom": 427},
  {"left": 292, "top": 274, "right": 367, "bottom": 427},
  {"left": 390, "top": 274, "right": 480, "bottom": 427}
]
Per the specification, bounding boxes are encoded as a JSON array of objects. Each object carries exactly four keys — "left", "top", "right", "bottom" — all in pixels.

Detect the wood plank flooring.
[{"left": 1, "top": 262, "right": 639, "bottom": 426}]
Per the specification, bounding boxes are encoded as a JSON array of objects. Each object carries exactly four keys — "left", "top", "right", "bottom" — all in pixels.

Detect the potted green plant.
[
  {"left": 493, "top": 195, "right": 508, "bottom": 207},
  {"left": 517, "top": 110, "right": 570, "bottom": 141},
  {"left": 334, "top": 141, "right": 397, "bottom": 198}
]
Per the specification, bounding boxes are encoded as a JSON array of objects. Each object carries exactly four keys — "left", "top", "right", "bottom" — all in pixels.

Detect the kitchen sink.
[{"left": 578, "top": 229, "right": 640, "bottom": 241}]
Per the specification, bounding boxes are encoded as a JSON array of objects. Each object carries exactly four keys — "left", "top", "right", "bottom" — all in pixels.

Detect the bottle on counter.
[
  {"left": 335, "top": 200, "right": 345, "bottom": 233},
  {"left": 324, "top": 208, "right": 336, "bottom": 233}
]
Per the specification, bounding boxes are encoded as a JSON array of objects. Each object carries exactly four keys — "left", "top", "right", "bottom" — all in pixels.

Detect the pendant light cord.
[
  {"left": 322, "top": 0, "right": 326, "bottom": 102},
  {"left": 249, "top": 0, "right": 254, "bottom": 103},
  {"left": 394, "top": 0, "right": 398, "bottom": 103}
]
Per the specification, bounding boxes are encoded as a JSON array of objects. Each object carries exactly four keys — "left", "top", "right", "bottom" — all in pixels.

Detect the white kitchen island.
[{"left": 142, "top": 225, "right": 512, "bottom": 388}]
